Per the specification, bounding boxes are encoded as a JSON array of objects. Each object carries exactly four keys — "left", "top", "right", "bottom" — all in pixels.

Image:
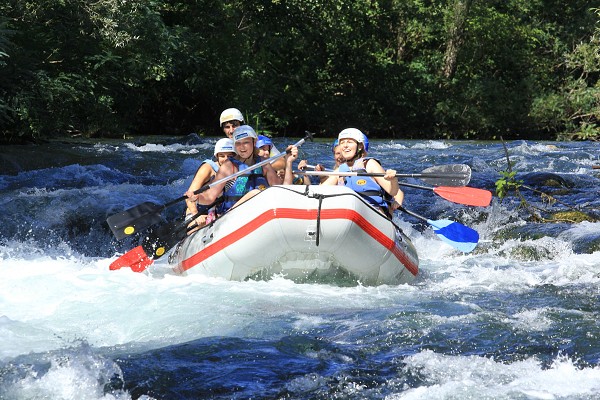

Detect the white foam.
[
  {"left": 124, "top": 142, "right": 209, "bottom": 154},
  {"left": 392, "top": 350, "right": 600, "bottom": 399},
  {"left": 410, "top": 141, "right": 452, "bottom": 150},
  {"left": 0, "top": 244, "right": 421, "bottom": 361},
  {"left": 0, "top": 343, "right": 132, "bottom": 400}
]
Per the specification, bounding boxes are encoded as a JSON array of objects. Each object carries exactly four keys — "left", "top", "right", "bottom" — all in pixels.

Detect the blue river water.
[{"left": 1, "top": 136, "right": 600, "bottom": 399}]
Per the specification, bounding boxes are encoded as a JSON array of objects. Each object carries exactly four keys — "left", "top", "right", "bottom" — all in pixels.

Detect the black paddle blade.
[
  {"left": 304, "top": 131, "right": 316, "bottom": 142},
  {"left": 420, "top": 164, "right": 471, "bottom": 187},
  {"left": 141, "top": 219, "right": 188, "bottom": 259},
  {"left": 106, "top": 201, "right": 164, "bottom": 240}
]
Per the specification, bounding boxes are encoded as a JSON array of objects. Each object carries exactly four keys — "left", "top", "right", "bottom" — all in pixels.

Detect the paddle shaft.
[
  {"left": 192, "top": 133, "right": 313, "bottom": 196},
  {"left": 296, "top": 169, "right": 470, "bottom": 185},
  {"left": 298, "top": 163, "right": 471, "bottom": 183},
  {"left": 302, "top": 165, "right": 465, "bottom": 191},
  {"left": 398, "top": 206, "right": 427, "bottom": 223}
]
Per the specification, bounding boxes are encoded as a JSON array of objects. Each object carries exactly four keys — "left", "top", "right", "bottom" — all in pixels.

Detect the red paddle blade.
[
  {"left": 109, "top": 246, "right": 153, "bottom": 272},
  {"left": 433, "top": 186, "right": 492, "bottom": 207}
]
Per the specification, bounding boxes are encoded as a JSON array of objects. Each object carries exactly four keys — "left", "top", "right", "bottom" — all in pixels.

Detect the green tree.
[
  {"left": 1, "top": 0, "right": 180, "bottom": 140},
  {"left": 530, "top": 7, "right": 600, "bottom": 140},
  {"left": 0, "top": 0, "right": 598, "bottom": 142},
  {"left": 0, "top": 17, "right": 14, "bottom": 129}
]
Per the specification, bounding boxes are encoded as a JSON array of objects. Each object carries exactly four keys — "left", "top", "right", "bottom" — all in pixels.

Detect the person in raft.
[
  {"left": 255, "top": 134, "right": 275, "bottom": 160},
  {"left": 256, "top": 135, "right": 310, "bottom": 185},
  {"left": 297, "top": 136, "right": 355, "bottom": 184},
  {"left": 219, "top": 107, "right": 244, "bottom": 139},
  {"left": 184, "top": 138, "right": 237, "bottom": 232},
  {"left": 320, "top": 128, "right": 403, "bottom": 216},
  {"left": 186, "top": 125, "right": 299, "bottom": 214},
  {"left": 219, "top": 107, "right": 285, "bottom": 171},
  {"left": 298, "top": 136, "right": 346, "bottom": 185}
]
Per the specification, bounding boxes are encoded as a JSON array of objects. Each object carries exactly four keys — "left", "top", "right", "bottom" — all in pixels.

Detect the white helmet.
[
  {"left": 214, "top": 138, "right": 236, "bottom": 156},
  {"left": 219, "top": 108, "right": 244, "bottom": 126},
  {"left": 338, "top": 128, "right": 365, "bottom": 144},
  {"left": 232, "top": 125, "right": 258, "bottom": 143}
]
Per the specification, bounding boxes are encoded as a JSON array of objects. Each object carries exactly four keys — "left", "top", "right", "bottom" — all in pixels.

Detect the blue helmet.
[
  {"left": 256, "top": 135, "right": 274, "bottom": 149},
  {"left": 331, "top": 139, "right": 339, "bottom": 152},
  {"left": 363, "top": 134, "right": 369, "bottom": 151}
]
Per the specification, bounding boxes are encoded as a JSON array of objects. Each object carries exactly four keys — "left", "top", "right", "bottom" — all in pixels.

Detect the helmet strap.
[{"left": 349, "top": 144, "right": 364, "bottom": 162}]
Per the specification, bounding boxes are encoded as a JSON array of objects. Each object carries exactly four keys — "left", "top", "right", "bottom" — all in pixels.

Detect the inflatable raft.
[{"left": 150, "top": 185, "right": 419, "bottom": 285}]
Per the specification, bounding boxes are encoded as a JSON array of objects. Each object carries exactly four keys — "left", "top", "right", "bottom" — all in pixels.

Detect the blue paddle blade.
[{"left": 427, "top": 219, "right": 479, "bottom": 253}]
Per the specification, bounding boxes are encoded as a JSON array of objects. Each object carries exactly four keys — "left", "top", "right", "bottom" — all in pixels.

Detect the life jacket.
[
  {"left": 203, "top": 159, "right": 219, "bottom": 174},
  {"left": 292, "top": 174, "right": 306, "bottom": 185},
  {"left": 339, "top": 157, "right": 389, "bottom": 209},
  {"left": 217, "top": 157, "right": 269, "bottom": 214},
  {"left": 194, "top": 159, "right": 220, "bottom": 215}
]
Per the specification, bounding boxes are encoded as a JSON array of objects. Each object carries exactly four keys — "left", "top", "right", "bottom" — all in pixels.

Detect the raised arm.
[
  {"left": 282, "top": 145, "right": 299, "bottom": 185},
  {"left": 365, "top": 158, "right": 399, "bottom": 197},
  {"left": 186, "top": 159, "right": 235, "bottom": 205},
  {"left": 263, "top": 162, "right": 283, "bottom": 186},
  {"left": 184, "top": 163, "right": 216, "bottom": 215}
]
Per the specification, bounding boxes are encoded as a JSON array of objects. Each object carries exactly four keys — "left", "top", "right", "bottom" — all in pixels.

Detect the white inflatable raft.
[{"left": 152, "top": 185, "right": 419, "bottom": 285}]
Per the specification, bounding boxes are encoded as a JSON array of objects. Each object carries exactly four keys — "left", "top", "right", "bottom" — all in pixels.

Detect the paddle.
[
  {"left": 398, "top": 206, "right": 479, "bottom": 253},
  {"left": 106, "top": 132, "right": 315, "bottom": 240},
  {"left": 141, "top": 217, "right": 193, "bottom": 259},
  {"left": 297, "top": 163, "right": 472, "bottom": 187},
  {"left": 299, "top": 165, "right": 490, "bottom": 206},
  {"left": 109, "top": 245, "right": 154, "bottom": 272},
  {"left": 398, "top": 181, "right": 492, "bottom": 207},
  {"left": 109, "top": 217, "right": 198, "bottom": 272}
]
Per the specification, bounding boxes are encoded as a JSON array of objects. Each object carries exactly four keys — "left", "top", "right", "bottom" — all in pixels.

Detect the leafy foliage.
[
  {"left": 496, "top": 138, "right": 596, "bottom": 223},
  {"left": 531, "top": 7, "right": 600, "bottom": 141},
  {"left": 0, "top": 1, "right": 598, "bottom": 143},
  {"left": 0, "top": 17, "right": 14, "bottom": 128},
  {"left": 495, "top": 170, "right": 523, "bottom": 200}
]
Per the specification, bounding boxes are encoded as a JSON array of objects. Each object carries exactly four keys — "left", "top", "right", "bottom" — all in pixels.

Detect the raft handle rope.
[
  {"left": 271, "top": 185, "right": 406, "bottom": 236},
  {"left": 314, "top": 194, "right": 325, "bottom": 246}
]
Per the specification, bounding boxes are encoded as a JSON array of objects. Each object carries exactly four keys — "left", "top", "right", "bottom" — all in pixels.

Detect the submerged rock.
[
  {"left": 522, "top": 172, "right": 574, "bottom": 188},
  {"left": 504, "top": 244, "right": 555, "bottom": 261},
  {"left": 493, "top": 219, "right": 600, "bottom": 255},
  {"left": 495, "top": 223, "right": 571, "bottom": 241},
  {"left": 549, "top": 210, "right": 598, "bottom": 223},
  {"left": 572, "top": 234, "right": 600, "bottom": 254}
]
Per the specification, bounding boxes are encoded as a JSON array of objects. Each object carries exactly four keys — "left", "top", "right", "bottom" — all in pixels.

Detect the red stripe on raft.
[{"left": 180, "top": 208, "right": 418, "bottom": 276}]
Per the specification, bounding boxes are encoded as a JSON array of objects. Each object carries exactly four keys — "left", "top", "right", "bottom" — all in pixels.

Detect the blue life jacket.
[
  {"left": 339, "top": 157, "right": 389, "bottom": 209},
  {"left": 203, "top": 159, "right": 219, "bottom": 174},
  {"left": 217, "top": 157, "right": 269, "bottom": 214}
]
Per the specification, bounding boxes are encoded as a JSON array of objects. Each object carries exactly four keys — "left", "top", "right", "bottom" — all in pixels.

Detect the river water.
[{"left": 1, "top": 136, "right": 599, "bottom": 399}]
